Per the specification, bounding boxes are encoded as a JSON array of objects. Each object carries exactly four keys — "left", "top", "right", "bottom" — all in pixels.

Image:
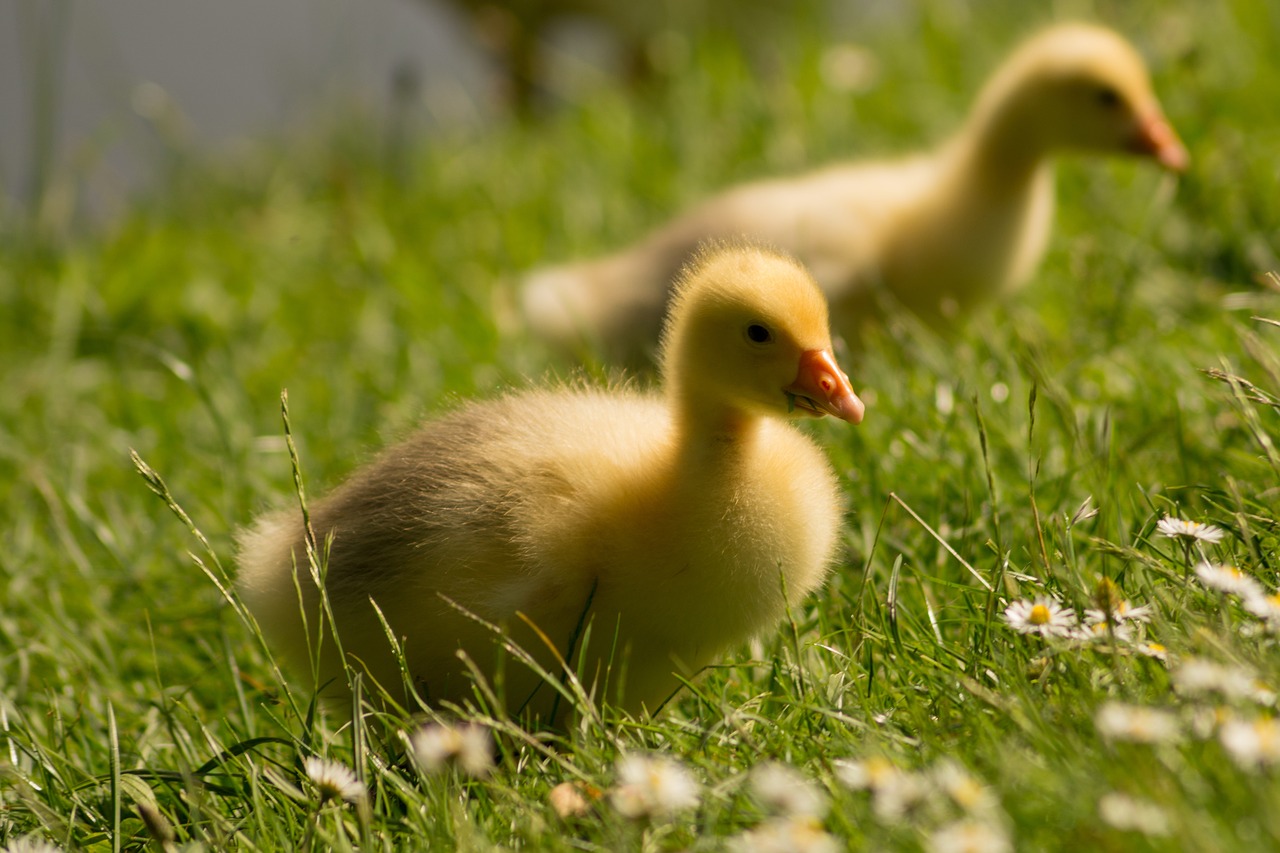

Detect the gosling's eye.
[
  {"left": 745, "top": 323, "right": 774, "bottom": 344},
  {"left": 1095, "top": 85, "right": 1121, "bottom": 108}
]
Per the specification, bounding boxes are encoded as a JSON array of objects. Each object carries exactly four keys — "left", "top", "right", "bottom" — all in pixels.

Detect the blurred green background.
[{"left": 3, "top": 0, "right": 1280, "bottom": 848}]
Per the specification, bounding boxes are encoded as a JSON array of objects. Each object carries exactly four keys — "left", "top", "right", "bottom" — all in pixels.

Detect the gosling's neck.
[
  {"left": 948, "top": 88, "right": 1055, "bottom": 196},
  {"left": 668, "top": 383, "right": 764, "bottom": 467}
]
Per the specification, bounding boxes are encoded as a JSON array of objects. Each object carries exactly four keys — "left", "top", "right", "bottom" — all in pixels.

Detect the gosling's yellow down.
[
  {"left": 237, "top": 246, "right": 864, "bottom": 720},
  {"left": 522, "top": 23, "right": 1189, "bottom": 361}
]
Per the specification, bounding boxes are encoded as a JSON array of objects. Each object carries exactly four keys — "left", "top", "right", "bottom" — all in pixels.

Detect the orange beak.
[
  {"left": 785, "top": 349, "right": 865, "bottom": 424},
  {"left": 1132, "top": 111, "right": 1188, "bottom": 172}
]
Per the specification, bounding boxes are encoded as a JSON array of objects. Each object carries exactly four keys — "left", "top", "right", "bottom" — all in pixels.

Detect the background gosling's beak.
[
  {"left": 786, "top": 349, "right": 866, "bottom": 424},
  {"left": 1133, "top": 111, "right": 1189, "bottom": 171}
]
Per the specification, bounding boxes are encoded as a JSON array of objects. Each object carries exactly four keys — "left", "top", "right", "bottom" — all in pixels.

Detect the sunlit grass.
[{"left": 3, "top": 0, "right": 1280, "bottom": 848}]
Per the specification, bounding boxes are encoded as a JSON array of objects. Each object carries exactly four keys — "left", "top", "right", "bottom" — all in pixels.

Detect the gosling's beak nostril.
[{"left": 785, "top": 349, "right": 865, "bottom": 424}]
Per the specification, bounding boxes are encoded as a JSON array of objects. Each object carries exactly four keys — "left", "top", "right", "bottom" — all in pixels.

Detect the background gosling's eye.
[
  {"left": 745, "top": 323, "right": 773, "bottom": 344},
  {"left": 1095, "top": 85, "right": 1121, "bottom": 108}
]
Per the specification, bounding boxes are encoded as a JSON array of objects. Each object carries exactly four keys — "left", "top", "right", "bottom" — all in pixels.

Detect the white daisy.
[
  {"left": 729, "top": 816, "right": 841, "bottom": 853},
  {"left": 833, "top": 756, "right": 929, "bottom": 822},
  {"left": 1094, "top": 702, "right": 1181, "bottom": 744},
  {"left": 832, "top": 756, "right": 899, "bottom": 792},
  {"left": 927, "top": 819, "right": 1013, "bottom": 853},
  {"left": 611, "top": 754, "right": 701, "bottom": 819},
  {"left": 750, "top": 762, "right": 828, "bottom": 818},
  {"left": 1244, "top": 591, "right": 1280, "bottom": 621},
  {"left": 1134, "top": 642, "right": 1170, "bottom": 662},
  {"left": 1084, "top": 599, "right": 1153, "bottom": 625},
  {"left": 1156, "top": 516, "right": 1225, "bottom": 543},
  {"left": 408, "top": 722, "right": 494, "bottom": 778},
  {"left": 1219, "top": 717, "right": 1280, "bottom": 770},
  {"left": 1194, "top": 563, "right": 1264, "bottom": 599},
  {"left": 1173, "top": 659, "right": 1259, "bottom": 701},
  {"left": 1097, "top": 792, "right": 1171, "bottom": 836},
  {"left": 1002, "top": 597, "right": 1076, "bottom": 638},
  {"left": 1186, "top": 706, "right": 1229, "bottom": 740},
  {"left": 303, "top": 757, "right": 367, "bottom": 803},
  {"left": 1073, "top": 620, "right": 1136, "bottom": 644},
  {"left": 869, "top": 770, "right": 931, "bottom": 823},
  {"left": 932, "top": 760, "right": 999, "bottom": 816}
]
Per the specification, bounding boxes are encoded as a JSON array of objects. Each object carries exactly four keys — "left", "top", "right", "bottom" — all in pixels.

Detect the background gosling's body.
[
  {"left": 522, "top": 23, "right": 1188, "bottom": 361},
  {"left": 238, "top": 247, "right": 864, "bottom": 719}
]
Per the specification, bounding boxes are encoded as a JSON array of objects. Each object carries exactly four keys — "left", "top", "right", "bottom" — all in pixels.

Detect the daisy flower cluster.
[
  {"left": 1063, "top": 510, "right": 1280, "bottom": 776},
  {"left": 1155, "top": 512, "right": 1280, "bottom": 634},
  {"left": 1001, "top": 578, "right": 1156, "bottom": 650},
  {"left": 1097, "top": 791, "right": 1171, "bottom": 837},
  {"left": 1174, "top": 657, "right": 1280, "bottom": 770},
  {"left": 250, "top": 514, "right": 1280, "bottom": 849},
  {"left": 1193, "top": 561, "right": 1280, "bottom": 630},
  {"left": 835, "top": 756, "right": 1009, "bottom": 851},
  {"left": 1172, "top": 658, "right": 1272, "bottom": 704},
  {"left": 1091, "top": 658, "right": 1278, "bottom": 772},
  {"left": 269, "top": 722, "right": 498, "bottom": 831},
  {"left": 728, "top": 762, "right": 838, "bottom": 853},
  {"left": 543, "top": 752, "right": 1008, "bottom": 851},
  {"left": 549, "top": 752, "right": 838, "bottom": 848},
  {"left": 1094, "top": 701, "right": 1182, "bottom": 745},
  {"left": 609, "top": 753, "right": 702, "bottom": 820},
  {"left": 729, "top": 815, "right": 840, "bottom": 853}
]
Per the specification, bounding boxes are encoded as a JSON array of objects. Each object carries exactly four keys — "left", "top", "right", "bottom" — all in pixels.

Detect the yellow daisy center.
[
  {"left": 1029, "top": 604, "right": 1052, "bottom": 625},
  {"left": 951, "top": 779, "right": 985, "bottom": 808},
  {"left": 1254, "top": 719, "right": 1280, "bottom": 753},
  {"left": 865, "top": 757, "right": 896, "bottom": 786}
]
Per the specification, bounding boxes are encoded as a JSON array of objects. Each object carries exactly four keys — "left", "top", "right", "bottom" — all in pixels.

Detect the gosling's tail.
[{"left": 520, "top": 251, "right": 670, "bottom": 363}]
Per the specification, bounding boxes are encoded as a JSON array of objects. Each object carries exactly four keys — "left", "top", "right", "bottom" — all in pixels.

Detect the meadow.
[{"left": 3, "top": 0, "right": 1280, "bottom": 849}]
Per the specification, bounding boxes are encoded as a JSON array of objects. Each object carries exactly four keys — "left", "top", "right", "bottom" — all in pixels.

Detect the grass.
[{"left": 3, "top": 0, "right": 1280, "bottom": 848}]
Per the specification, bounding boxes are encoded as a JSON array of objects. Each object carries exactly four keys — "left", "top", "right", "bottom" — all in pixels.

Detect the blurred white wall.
[{"left": 0, "top": 0, "right": 491, "bottom": 220}]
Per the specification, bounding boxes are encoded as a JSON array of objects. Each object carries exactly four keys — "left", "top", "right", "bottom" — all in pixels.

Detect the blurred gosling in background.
[{"left": 522, "top": 22, "right": 1188, "bottom": 362}]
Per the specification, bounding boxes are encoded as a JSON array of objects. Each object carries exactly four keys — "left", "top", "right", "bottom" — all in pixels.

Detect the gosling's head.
[
  {"left": 977, "top": 23, "right": 1188, "bottom": 170},
  {"left": 661, "top": 244, "right": 865, "bottom": 425}
]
